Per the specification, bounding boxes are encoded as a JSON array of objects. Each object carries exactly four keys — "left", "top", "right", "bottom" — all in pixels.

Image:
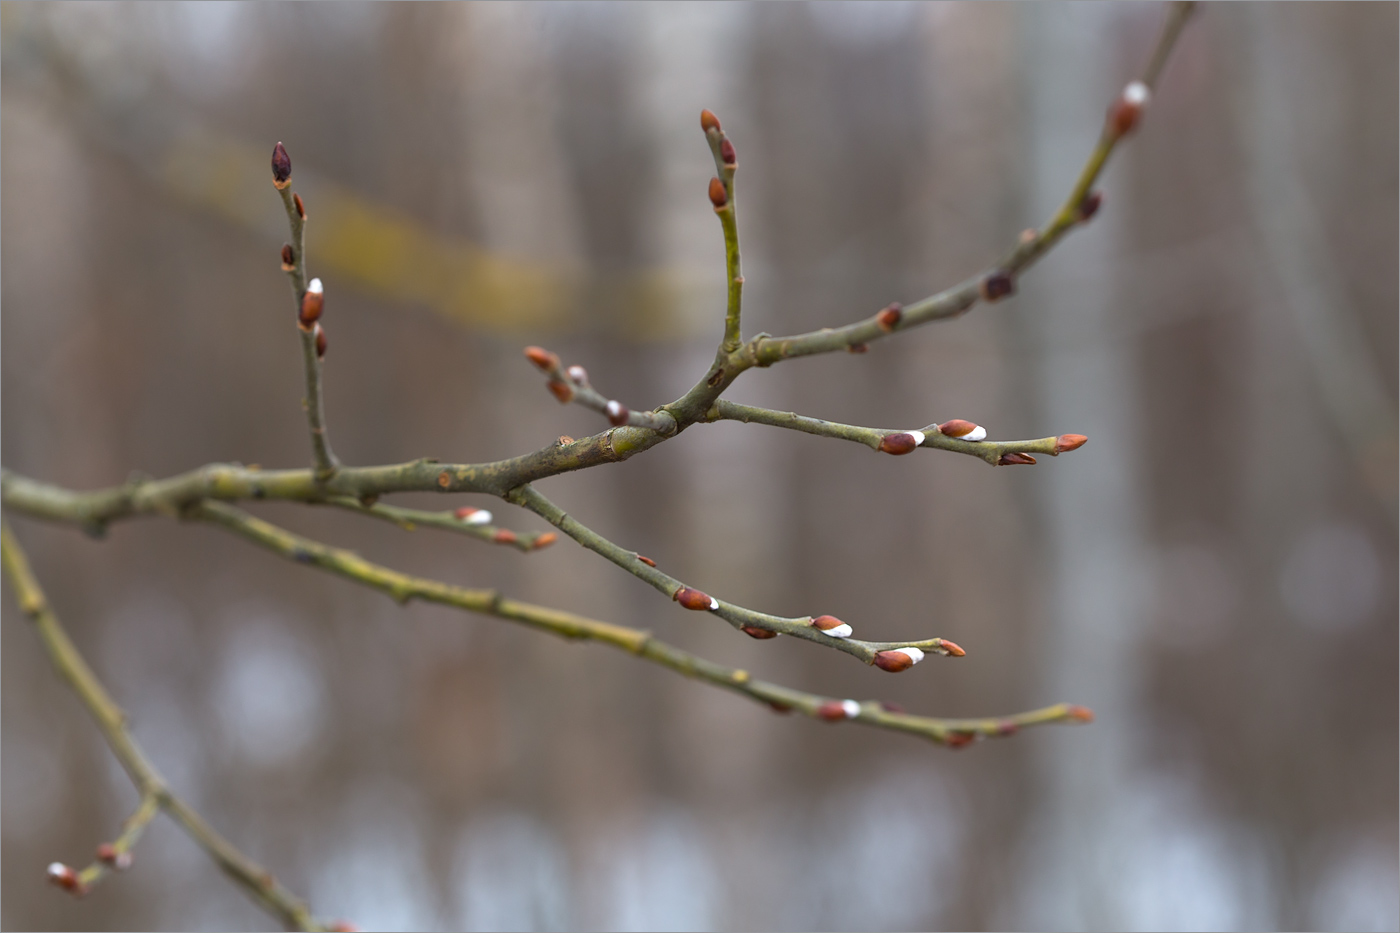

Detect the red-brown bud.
[
  {"left": 636, "top": 554, "right": 657, "bottom": 567},
  {"left": 768, "top": 700, "right": 793, "bottom": 714},
  {"left": 847, "top": 343, "right": 869, "bottom": 354},
  {"left": 531, "top": 532, "right": 558, "bottom": 550},
  {"left": 937, "top": 419, "right": 986, "bottom": 441},
  {"left": 271, "top": 142, "right": 291, "bottom": 187},
  {"left": 817, "top": 699, "right": 860, "bottom": 721},
  {"left": 605, "top": 400, "right": 629, "bottom": 426},
  {"left": 524, "top": 346, "right": 559, "bottom": 372},
  {"left": 719, "top": 138, "right": 737, "bottom": 165},
  {"left": 314, "top": 323, "right": 327, "bottom": 359},
  {"left": 96, "top": 843, "right": 132, "bottom": 871},
  {"left": 294, "top": 192, "right": 306, "bottom": 219},
  {"left": 741, "top": 624, "right": 778, "bottom": 639},
  {"left": 700, "top": 109, "right": 721, "bottom": 133},
  {"left": 1107, "top": 81, "right": 1150, "bottom": 137},
  {"left": 873, "top": 647, "right": 924, "bottom": 673},
  {"left": 811, "top": 615, "right": 853, "bottom": 638},
  {"left": 674, "top": 586, "right": 718, "bottom": 611},
  {"left": 547, "top": 380, "right": 574, "bottom": 404},
  {"left": 299, "top": 278, "right": 324, "bottom": 327},
  {"left": 878, "top": 430, "right": 926, "bottom": 455},
  {"left": 454, "top": 506, "right": 489, "bottom": 523},
  {"left": 997, "top": 452, "right": 1036, "bottom": 466},
  {"left": 46, "top": 862, "right": 85, "bottom": 894},
  {"left": 280, "top": 244, "right": 295, "bottom": 271},
  {"left": 937, "top": 638, "right": 966, "bottom": 657},
  {"left": 1066, "top": 705, "right": 1095, "bottom": 723},
  {"left": 492, "top": 528, "right": 518, "bottom": 545},
  {"left": 945, "top": 730, "right": 977, "bottom": 749},
  {"left": 980, "top": 270, "right": 1016, "bottom": 302},
  {"left": 1077, "top": 191, "right": 1102, "bottom": 222},
  {"left": 875, "top": 302, "right": 903, "bottom": 332},
  {"left": 708, "top": 177, "right": 728, "bottom": 209},
  {"left": 1056, "top": 434, "right": 1088, "bottom": 453}
]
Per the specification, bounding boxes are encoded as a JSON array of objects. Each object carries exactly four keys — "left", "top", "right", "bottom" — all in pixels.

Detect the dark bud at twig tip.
[
  {"left": 997, "top": 452, "right": 1036, "bottom": 466},
  {"left": 524, "top": 346, "right": 560, "bottom": 373},
  {"left": 719, "top": 138, "right": 737, "bottom": 166},
  {"left": 280, "top": 244, "right": 295, "bottom": 270},
  {"left": 674, "top": 586, "right": 718, "bottom": 611},
  {"left": 299, "top": 278, "right": 324, "bottom": 327},
  {"left": 1077, "top": 191, "right": 1102, "bottom": 222},
  {"left": 980, "top": 270, "right": 1015, "bottom": 302},
  {"left": 96, "top": 843, "right": 132, "bottom": 871},
  {"left": 314, "top": 323, "right": 327, "bottom": 359},
  {"left": 271, "top": 142, "right": 291, "bottom": 187},
  {"left": 605, "top": 400, "right": 629, "bottom": 426},
  {"left": 708, "top": 177, "right": 728, "bottom": 209},
  {"left": 876, "top": 302, "right": 903, "bottom": 332},
  {"left": 294, "top": 193, "right": 306, "bottom": 220},
  {"left": 547, "top": 381, "right": 574, "bottom": 404},
  {"left": 742, "top": 624, "right": 778, "bottom": 640},
  {"left": 700, "top": 109, "right": 721, "bottom": 133},
  {"left": 1056, "top": 434, "right": 1088, "bottom": 453}
]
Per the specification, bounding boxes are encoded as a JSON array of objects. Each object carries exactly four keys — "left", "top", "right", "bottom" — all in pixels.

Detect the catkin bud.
[
  {"left": 719, "top": 138, "right": 737, "bottom": 165},
  {"left": 46, "top": 862, "right": 84, "bottom": 894},
  {"left": 280, "top": 244, "right": 295, "bottom": 271},
  {"left": 566, "top": 365, "right": 588, "bottom": 385},
  {"left": 875, "top": 303, "right": 903, "bottom": 332},
  {"left": 674, "top": 586, "right": 718, "bottom": 611},
  {"left": 811, "top": 615, "right": 853, "bottom": 638},
  {"left": 997, "top": 452, "right": 1036, "bottom": 465},
  {"left": 1108, "top": 81, "right": 1150, "bottom": 137},
  {"left": 700, "top": 109, "right": 722, "bottom": 133},
  {"left": 454, "top": 507, "right": 493, "bottom": 525},
  {"left": 1077, "top": 191, "right": 1103, "bottom": 222},
  {"left": 299, "top": 278, "right": 324, "bottom": 327},
  {"left": 96, "top": 843, "right": 132, "bottom": 871},
  {"left": 524, "top": 346, "right": 559, "bottom": 372},
  {"left": 938, "top": 419, "right": 986, "bottom": 441},
  {"left": 271, "top": 142, "right": 292, "bottom": 188},
  {"left": 294, "top": 192, "right": 306, "bottom": 219},
  {"left": 1056, "top": 434, "right": 1088, "bottom": 453},
  {"left": 741, "top": 624, "right": 778, "bottom": 639},
  {"left": 817, "top": 699, "right": 861, "bottom": 721},
  {"left": 314, "top": 323, "right": 327, "bottom": 359},
  {"left": 605, "top": 400, "right": 629, "bottom": 426},
  {"left": 878, "top": 431, "right": 926, "bottom": 455},
  {"left": 873, "top": 646, "right": 925, "bottom": 672},
  {"left": 708, "top": 177, "right": 728, "bottom": 209},
  {"left": 980, "top": 270, "right": 1016, "bottom": 302}
]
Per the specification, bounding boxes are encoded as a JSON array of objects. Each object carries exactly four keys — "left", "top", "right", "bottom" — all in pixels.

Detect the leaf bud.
[
  {"left": 1077, "top": 191, "right": 1103, "bottom": 222},
  {"left": 719, "top": 138, "right": 737, "bottom": 165},
  {"left": 547, "top": 380, "right": 574, "bottom": 404},
  {"left": 524, "top": 346, "right": 560, "bottom": 373},
  {"left": 708, "top": 177, "right": 728, "bottom": 209},
  {"left": 998, "top": 452, "right": 1036, "bottom": 465},
  {"left": 945, "top": 730, "right": 978, "bottom": 748},
  {"left": 1066, "top": 705, "right": 1096, "bottom": 723},
  {"left": 700, "top": 109, "right": 722, "bottom": 133},
  {"left": 1055, "top": 434, "right": 1088, "bottom": 453},
  {"left": 294, "top": 192, "right": 306, "bottom": 219},
  {"left": 96, "top": 843, "right": 132, "bottom": 871},
  {"left": 636, "top": 554, "right": 657, "bottom": 567},
  {"left": 875, "top": 302, "right": 903, "bottom": 332},
  {"left": 492, "top": 528, "right": 518, "bottom": 545},
  {"left": 280, "top": 244, "right": 295, "bottom": 271},
  {"left": 674, "top": 586, "right": 718, "bottom": 611},
  {"left": 934, "top": 638, "right": 966, "bottom": 657},
  {"left": 271, "top": 142, "right": 291, "bottom": 188},
  {"left": 531, "top": 532, "right": 558, "bottom": 550},
  {"left": 741, "top": 624, "right": 778, "bottom": 639}
]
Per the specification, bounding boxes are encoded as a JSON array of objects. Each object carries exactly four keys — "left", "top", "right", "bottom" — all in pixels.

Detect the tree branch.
[{"left": 0, "top": 522, "right": 326, "bottom": 931}]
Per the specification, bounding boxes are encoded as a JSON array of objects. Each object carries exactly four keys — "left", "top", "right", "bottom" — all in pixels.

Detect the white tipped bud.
[
  {"left": 46, "top": 863, "right": 67, "bottom": 881},
  {"left": 822, "top": 623, "right": 853, "bottom": 638},
  {"left": 905, "top": 430, "right": 926, "bottom": 446},
  {"left": 567, "top": 365, "right": 588, "bottom": 385},
  {"left": 1123, "top": 80, "right": 1151, "bottom": 107},
  {"left": 893, "top": 646, "right": 925, "bottom": 665},
  {"left": 466, "top": 510, "right": 491, "bottom": 525},
  {"left": 307, "top": 277, "right": 323, "bottom": 295},
  {"left": 708, "top": 597, "right": 719, "bottom": 610},
  {"left": 840, "top": 699, "right": 861, "bottom": 719},
  {"left": 964, "top": 425, "right": 986, "bottom": 441},
  {"left": 605, "top": 399, "right": 628, "bottom": 426}
]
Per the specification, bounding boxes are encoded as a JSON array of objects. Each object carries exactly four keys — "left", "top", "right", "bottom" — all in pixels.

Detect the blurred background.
[{"left": 2, "top": 3, "right": 1395, "bottom": 930}]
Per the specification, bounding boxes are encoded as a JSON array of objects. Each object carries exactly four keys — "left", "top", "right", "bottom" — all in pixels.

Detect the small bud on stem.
[
  {"left": 605, "top": 400, "right": 630, "bottom": 426},
  {"left": 741, "top": 624, "right": 778, "bottom": 639},
  {"left": 1077, "top": 191, "right": 1103, "bottom": 222},
  {"left": 566, "top": 365, "right": 589, "bottom": 385},
  {"left": 811, "top": 615, "right": 853, "bottom": 638},
  {"left": 96, "top": 843, "right": 132, "bottom": 871},
  {"left": 314, "top": 323, "right": 327, "bottom": 359},
  {"left": 493, "top": 528, "right": 518, "bottom": 545},
  {"left": 719, "top": 138, "right": 737, "bottom": 166},
  {"left": 998, "top": 452, "right": 1036, "bottom": 466},
  {"left": 980, "top": 270, "right": 1016, "bottom": 302},
  {"left": 938, "top": 420, "right": 986, "bottom": 441},
  {"left": 708, "top": 177, "right": 728, "bottom": 209},
  {"left": 1107, "top": 81, "right": 1151, "bottom": 138},
  {"left": 1066, "top": 705, "right": 1096, "bottom": 723},
  {"left": 280, "top": 244, "right": 295, "bottom": 271},
  {"left": 878, "top": 431, "right": 926, "bottom": 455},
  {"left": 674, "top": 587, "right": 718, "bottom": 611},
  {"left": 299, "top": 278, "right": 324, "bottom": 328},
  {"left": 531, "top": 532, "right": 558, "bottom": 551},
  {"left": 873, "top": 646, "right": 925, "bottom": 672},
  {"left": 524, "top": 346, "right": 560, "bottom": 373},
  {"left": 47, "top": 862, "right": 85, "bottom": 895},
  {"left": 271, "top": 142, "right": 291, "bottom": 188},
  {"left": 547, "top": 381, "right": 574, "bottom": 404},
  {"left": 817, "top": 699, "right": 861, "bottom": 721},
  {"left": 875, "top": 302, "right": 903, "bottom": 332},
  {"left": 636, "top": 554, "right": 657, "bottom": 567},
  {"left": 454, "top": 507, "right": 493, "bottom": 526}
]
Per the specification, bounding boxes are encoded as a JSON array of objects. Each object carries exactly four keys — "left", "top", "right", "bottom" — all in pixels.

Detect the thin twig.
[
  {"left": 0, "top": 522, "right": 323, "bottom": 931},
  {"left": 320, "top": 495, "right": 557, "bottom": 552}
]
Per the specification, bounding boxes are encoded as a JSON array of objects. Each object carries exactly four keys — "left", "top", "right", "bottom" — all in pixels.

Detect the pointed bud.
[
  {"left": 1077, "top": 191, "right": 1102, "bottom": 222},
  {"left": 492, "top": 528, "right": 518, "bottom": 545},
  {"left": 547, "top": 380, "right": 574, "bottom": 404},
  {"left": 719, "top": 139, "right": 737, "bottom": 167},
  {"left": 294, "top": 193, "right": 306, "bottom": 219},
  {"left": 96, "top": 843, "right": 132, "bottom": 871},
  {"left": 455, "top": 507, "right": 493, "bottom": 525},
  {"left": 817, "top": 699, "right": 861, "bottom": 721},
  {"left": 566, "top": 365, "right": 588, "bottom": 385},
  {"left": 980, "top": 270, "right": 1015, "bottom": 302},
  {"left": 1066, "top": 705, "right": 1095, "bottom": 723},
  {"left": 997, "top": 452, "right": 1036, "bottom": 465},
  {"left": 636, "top": 554, "right": 657, "bottom": 567},
  {"left": 847, "top": 343, "right": 869, "bottom": 354},
  {"left": 700, "top": 109, "right": 722, "bottom": 133},
  {"left": 524, "top": 346, "right": 559, "bottom": 372},
  {"left": 946, "top": 730, "right": 978, "bottom": 748},
  {"left": 314, "top": 323, "right": 327, "bottom": 359},
  {"left": 708, "top": 177, "right": 728, "bottom": 209},
  {"left": 674, "top": 586, "right": 718, "bottom": 611},
  {"left": 531, "top": 532, "right": 558, "bottom": 550},
  {"left": 605, "top": 400, "right": 629, "bottom": 426},
  {"left": 271, "top": 142, "right": 291, "bottom": 187},
  {"left": 811, "top": 615, "right": 853, "bottom": 638},
  {"left": 936, "top": 639, "right": 966, "bottom": 657},
  {"left": 938, "top": 420, "right": 986, "bottom": 441},
  {"left": 875, "top": 302, "right": 903, "bottom": 332},
  {"left": 47, "top": 862, "right": 84, "bottom": 894},
  {"left": 878, "top": 431, "right": 925, "bottom": 455},
  {"left": 741, "top": 624, "right": 778, "bottom": 639},
  {"left": 280, "top": 244, "right": 295, "bottom": 271},
  {"left": 873, "top": 646, "right": 925, "bottom": 672},
  {"left": 299, "top": 278, "right": 324, "bottom": 327},
  {"left": 1108, "top": 81, "right": 1150, "bottom": 137},
  {"left": 1056, "top": 434, "right": 1087, "bottom": 453}
]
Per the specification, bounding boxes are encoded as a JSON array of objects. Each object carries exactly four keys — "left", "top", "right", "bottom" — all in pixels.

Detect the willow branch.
[
  {"left": 0, "top": 522, "right": 324, "bottom": 931},
  {"left": 182, "top": 501, "right": 1086, "bottom": 743},
  {"left": 708, "top": 399, "right": 1087, "bottom": 466},
  {"left": 505, "top": 484, "right": 965, "bottom": 666},
  {"left": 274, "top": 144, "right": 339, "bottom": 478},
  {"left": 702, "top": 110, "right": 744, "bottom": 354},
  {"left": 320, "top": 496, "right": 558, "bottom": 553}
]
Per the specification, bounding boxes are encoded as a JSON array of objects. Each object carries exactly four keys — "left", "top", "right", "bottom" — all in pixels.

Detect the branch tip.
[
  {"left": 46, "top": 862, "right": 86, "bottom": 896},
  {"left": 524, "top": 345, "right": 559, "bottom": 373},
  {"left": 699, "top": 108, "right": 721, "bottom": 134},
  {"left": 1055, "top": 433, "right": 1088, "bottom": 453},
  {"left": 937, "top": 638, "right": 966, "bottom": 658},
  {"left": 270, "top": 142, "right": 291, "bottom": 188},
  {"left": 1066, "top": 704, "right": 1096, "bottom": 723}
]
